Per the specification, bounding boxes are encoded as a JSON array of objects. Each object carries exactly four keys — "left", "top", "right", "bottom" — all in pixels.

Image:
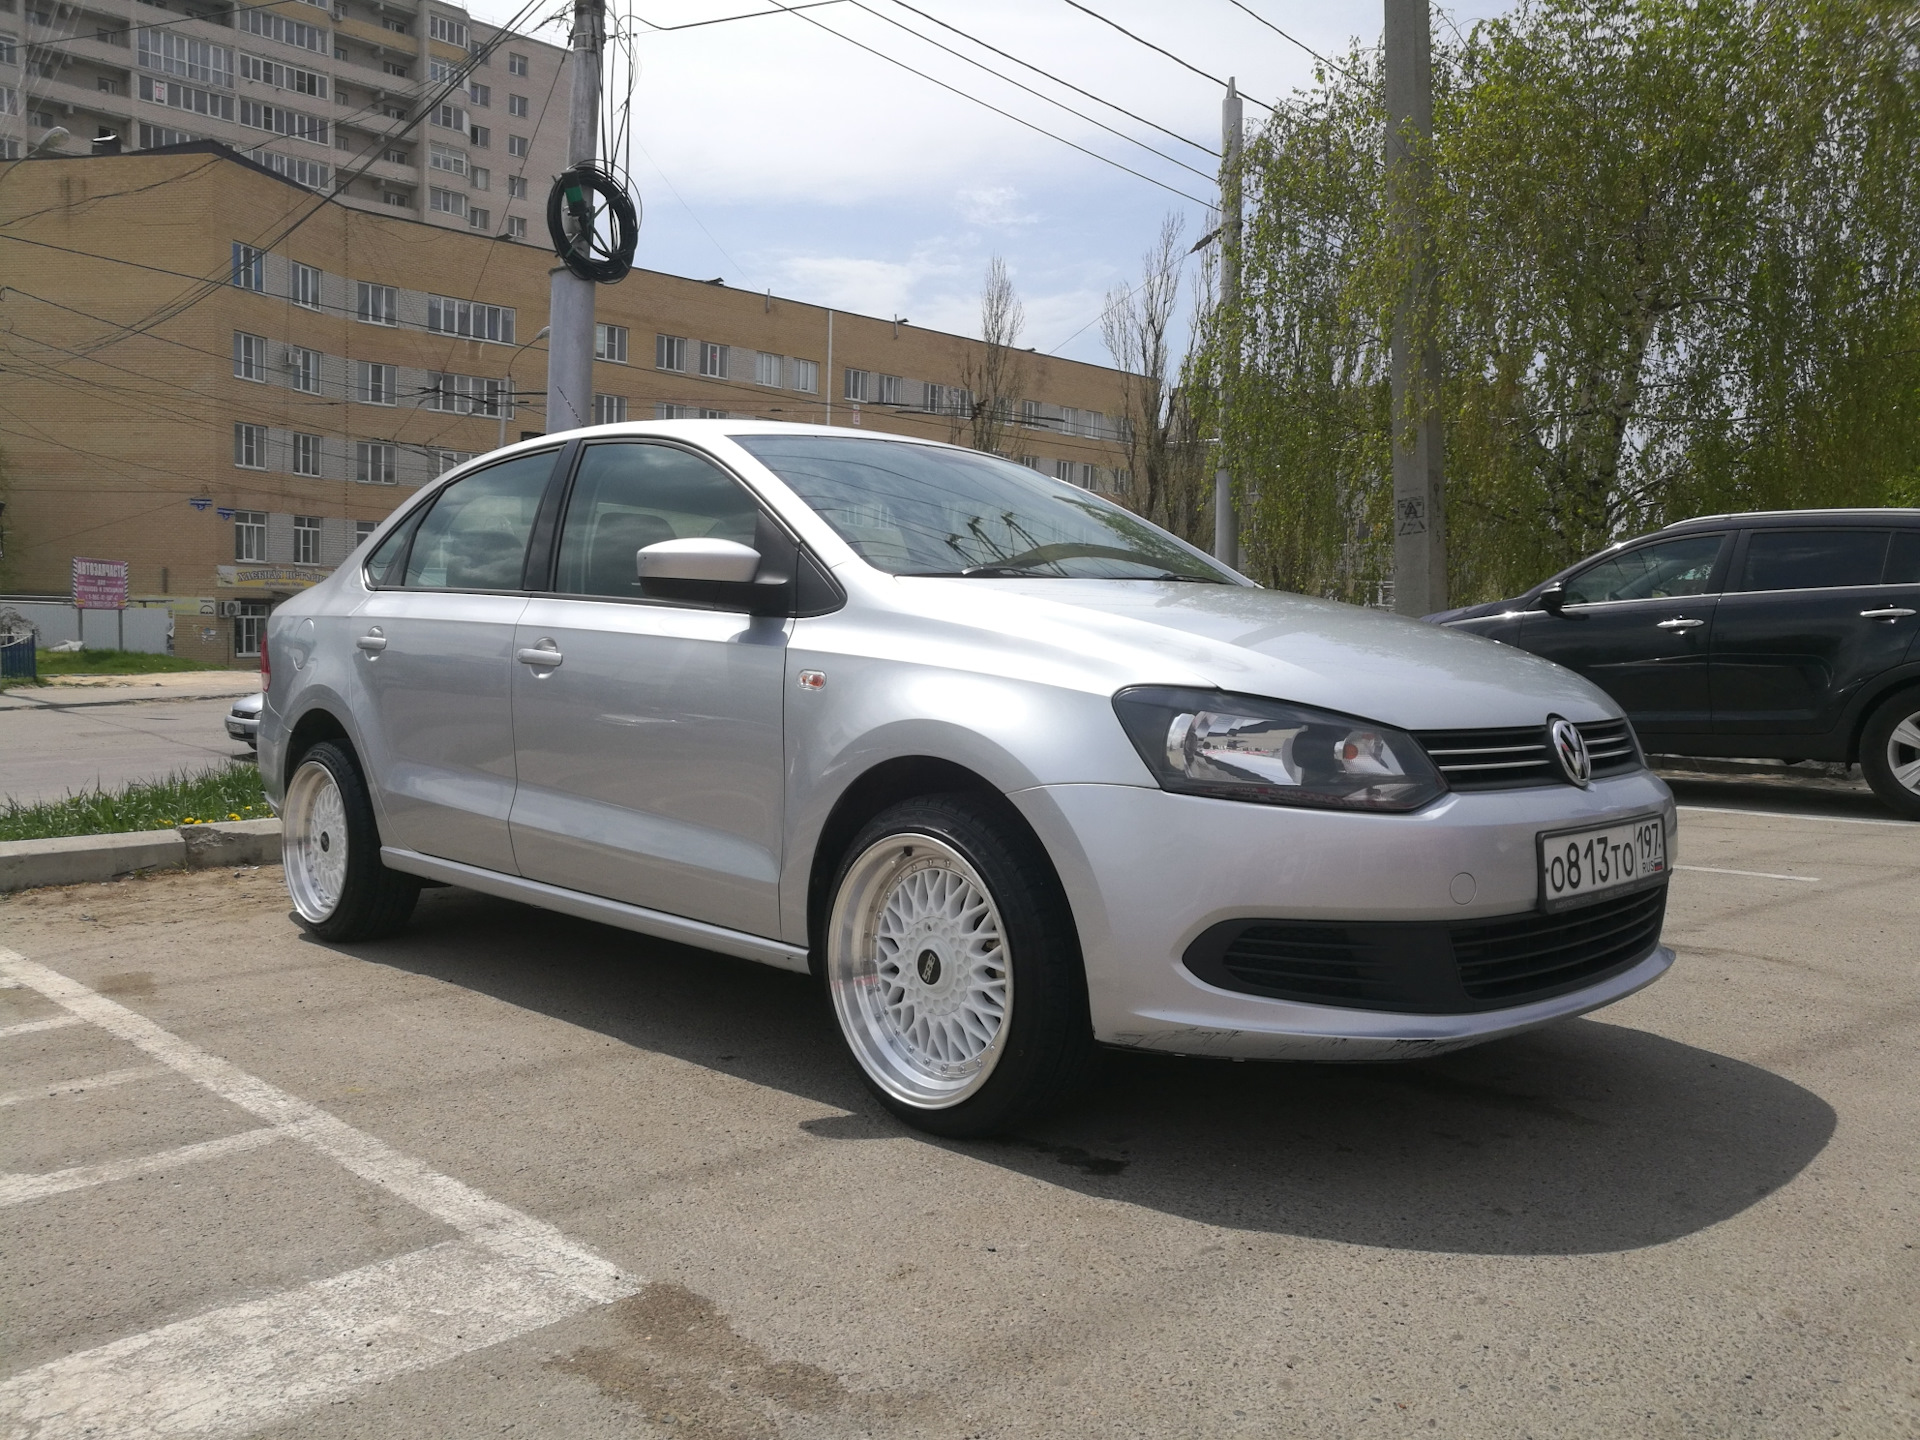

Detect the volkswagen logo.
[{"left": 1548, "top": 716, "right": 1592, "bottom": 788}]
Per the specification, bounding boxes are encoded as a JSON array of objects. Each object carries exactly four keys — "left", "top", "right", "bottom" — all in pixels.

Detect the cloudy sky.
[{"left": 467, "top": 0, "right": 1511, "bottom": 366}]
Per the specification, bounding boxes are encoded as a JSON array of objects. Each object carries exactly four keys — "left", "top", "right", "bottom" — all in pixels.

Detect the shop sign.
[
  {"left": 72, "top": 556, "right": 129, "bottom": 610},
  {"left": 216, "top": 565, "right": 327, "bottom": 590}
]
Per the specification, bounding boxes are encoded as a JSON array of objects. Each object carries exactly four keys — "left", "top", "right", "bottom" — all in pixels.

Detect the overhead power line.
[
  {"left": 1222, "top": 0, "right": 1353, "bottom": 79},
  {"left": 752, "top": 0, "right": 1212, "bottom": 206},
  {"left": 1056, "top": 0, "right": 1275, "bottom": 112}
]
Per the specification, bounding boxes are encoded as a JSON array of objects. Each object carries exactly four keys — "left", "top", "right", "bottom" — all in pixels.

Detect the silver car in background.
[{"left": 259, "top": 422, "right": 1676, "bottom": 1136}]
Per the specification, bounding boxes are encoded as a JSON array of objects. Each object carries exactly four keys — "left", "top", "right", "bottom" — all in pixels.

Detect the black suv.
[{"left": 1426, "top": 510, "right": 1920, "bottom": 818}]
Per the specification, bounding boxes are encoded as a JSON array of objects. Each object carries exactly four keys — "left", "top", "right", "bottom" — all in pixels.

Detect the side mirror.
[
  {"left": 637, "top": 537, "right": 761, "bottom": 584},
  {"left": 1538, "top": 582, "right": 1568, "bottom": 616}
]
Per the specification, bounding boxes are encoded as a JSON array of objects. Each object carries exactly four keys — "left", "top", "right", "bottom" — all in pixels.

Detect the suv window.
[
  {"left": 1562, "top": 534, "right": 1724, "bottom": 605},
  {"left": 402, "top": 452, "right": 555, "bottom": 590},
  {"left": 1884, "top": 530, "right": 1920, "bottom": 585},
  {"left": 1737, "top": 530, "right": 1890, "bottom": 593},
  {"left": 554, "top": 443, "right": 760, "bottom": 599}
]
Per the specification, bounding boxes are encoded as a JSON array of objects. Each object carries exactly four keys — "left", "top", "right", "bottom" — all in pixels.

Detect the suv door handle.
[
  {"left": 1655, "top": 618, "right": 1705, "bottom": 630},
  {"left": 516, "top": 645, "right": 564, "bottom": 668},
  {"left": 355, "top": 630, "right": 387, "bottom": 653},
  {"left": 1861, "top": 607, "right": 1916, "bottom": 620}
]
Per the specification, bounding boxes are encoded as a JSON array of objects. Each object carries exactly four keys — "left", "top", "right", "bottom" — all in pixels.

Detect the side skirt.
[{"left": 380, "top": 847, "right": 812, "bottom": 974}]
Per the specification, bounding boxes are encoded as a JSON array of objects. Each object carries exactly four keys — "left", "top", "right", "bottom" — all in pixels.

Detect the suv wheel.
[
  {"left": 822, "top": 795, "right": 1095, "bottom": 1138},
  {"left": 283, "top": 740, "right": 421, "bottom": 940},
  {"left": 1861, "top": 687, "right": 1920, "bottom": 821}
]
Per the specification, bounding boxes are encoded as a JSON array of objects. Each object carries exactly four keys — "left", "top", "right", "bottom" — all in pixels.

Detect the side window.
[
  {"left": 362, "top": 516, "right": 413, "bottom": 585},
  {"left": 402, "top": 452, "right": 556, "bottom": 590},
  {"left": 1887, "top": 530, "right": 1920, "bottom": 585},
  {"left": 554, "top": 443, "right": 760, "bottom": 599},
  {"left": 1737, "top": 530, "right": 1890, "bottom": 593},
  {"left": 1563, "top": 534, "right": 1725, "bottom": 606}
]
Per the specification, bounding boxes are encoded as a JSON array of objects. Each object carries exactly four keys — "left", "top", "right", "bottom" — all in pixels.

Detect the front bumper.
[
  {"left": 1008, "top": 772, "right": 1677, "bottom": 1061},
  {"left": 224, "top": 717, "right": 259, "bottom": 742}
]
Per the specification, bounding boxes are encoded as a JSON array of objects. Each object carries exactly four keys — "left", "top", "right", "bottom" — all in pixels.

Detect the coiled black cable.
[{"left": 546, "top": 163, "right": 640, "bottom": 284}]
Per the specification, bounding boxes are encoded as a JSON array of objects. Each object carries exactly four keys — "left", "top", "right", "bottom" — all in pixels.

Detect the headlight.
[{"left": 1111, "top": 686, "right": 1445, "bottom": 812}]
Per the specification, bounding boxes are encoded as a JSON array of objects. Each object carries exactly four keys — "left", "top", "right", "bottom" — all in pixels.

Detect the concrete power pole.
[
  {"left": 1384, "top": 0, "right": 1446, "bottom": 615},
  {"left": 544, "top": 0, "right": 605, "bottom": 435},
  {"left": 1213, "top": 79, "right": 1244, "bottom": 569}
]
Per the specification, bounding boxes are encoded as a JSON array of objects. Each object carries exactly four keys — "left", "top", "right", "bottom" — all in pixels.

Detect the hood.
[{"left": 896, "top": 578, "right": 1619, "bottom": 731}]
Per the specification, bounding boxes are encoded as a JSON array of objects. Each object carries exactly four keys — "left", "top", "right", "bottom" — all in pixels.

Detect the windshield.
[{"left": 730, "top": 434, "right": 1236, "bottom": 581}]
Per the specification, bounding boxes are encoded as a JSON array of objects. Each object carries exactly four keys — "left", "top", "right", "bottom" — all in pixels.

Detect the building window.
[
  {"left": 1053, "top": 459, "right": 1073, "bottom": 484},
  {"left": 383, "top": 192, "right": 409, "bottom": 208},
  {"left": 754, "top": 351, "right": 782, "bottom": 387},
  {"left": 233, "top": 601, "right": 268, "bottom": 657},
  {"left": 292, "top": 432, "right": 322, "bottom": 475},
  {"left": 507, "top": 92, "right": 527, "bottom": 116},
  {"left": 290, "top": 260, "right": 321, "bottom": 309},
  {"left": 469, "top": 123, "right": 489, "bottom": 148},
  {"left": 654, "top": 403, "right": 691, "bottom": 419},
  {"left": 355, "top": 441, "right": 396, "bottom": 484},
  {"left": 355, "top": 361, "right": 396, "bottom": 405},
  {"left": 1020, "top": 398, "right": 1043, "bottom": 427},
  {"left": 356, "top": 281, "right": 397, "bottom": 325},
  {"left": 233, "top": 424, "right": 267, "bottom": 469},
  {"left": 383, "top": 146, "right": 408, "bottom": 164},
  {"left": 468, "top": 81, "right": 489, "bottom": 106},
  {"left": 426, "top": 371, "right": 506, "bottom": 416},
  {"left": 467, "top": 207, "right": 490, "bottom": 230},
  {"left": 507, "top": 174, "right": 527, "bottom": 199},
  {"left": 427, "top": 13, "right": 466, "bottom": 45},
  {"left": 429, "top": 186, "right": 467, "bottom": 217},
  {"left": 431, "top": 101, "right": 466, "bottom": 131},
  {"left": 1112, "top": 468, "right": 1133, "bottom": 494},
  {"left": 877, "top": 373, "right": 901, "bottom": 406},
  {"left": 595, "top": 323, "right": 628, "bottom": 363},
  {"left": 0, "top": 35, "right": 16, "bottom": 64},
  {"left": 231, "top": 241, "right": 264, "bottom": 291},
  {"left": 1078, "top": 463, "right": 1099, "bottom": 490},
  {"left": 843, "top": 368, "right": 870, "bottom": 403},
  {"left": 136, "top": 122, "right": 196, "bottom": 149},
  {"left": 506, "top": 133, "right": 527, "bottom": 157},
  {"left": 656, "top": 334, "right": 686, "bottom": 372},
  {"left": 469, "top": 165, "right": 488, "bottom": 190},
  {"left": 427, "top": 295, "right": 515, "bottom": 343},
  {"left": 505, "top": 216, "right": 526, "bottom": 240},
  {"left": 288, "top": 345, "right": 321, "bottom": 393},
  {"left": 431, "top": 449, "right": 474, "bottom": 475},
  {"left": 355, "top": 519, "right": 377, "bottom": 544},
  {"left": 232, "top": 331, "right": 267, "bottom": 381},
  {"left": 508, "top": 51, "right": 527, "bottom": 75},
  {"left": 591, "top": 393, "right": 627, "bottom": 425},
  {"left": 382, "top": 16, "right": 408, "bottom": 33},
  {"left": 293, "top": 514, "right": 321, "bottom": 564},
  {"left": 233, "top": 508, "right": 267, "bottom": 559},
  {"left": 699, "top": 341, "right": 727, "bottom": 378},
  {"left": 427, "top": 140, "right": 466, "bottom": 175},
  {"left": 789, "top": 358, "right": 819, "bottom": 394}
]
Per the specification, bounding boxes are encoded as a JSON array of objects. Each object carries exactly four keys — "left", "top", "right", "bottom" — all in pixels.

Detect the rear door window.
[
  {"left": 1736, "top": 530, "right": 1891, "bottom": 592},
  {"left": 553, "top": 442, "right": 760, "bottom": 599},
  {"left": 402, "top": 452, "right": 557, "bottom": 590},
  {"left": 1885, "top": 530, "right": 1920, "bottom": 584},
  {"left": 1562, "top": 534, "right": 1725, "bottom": 605}
]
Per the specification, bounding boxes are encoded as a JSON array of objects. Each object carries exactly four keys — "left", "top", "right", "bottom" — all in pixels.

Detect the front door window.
[{"left": 1563, "top": 535, "right": 1724, "bottom": 606}]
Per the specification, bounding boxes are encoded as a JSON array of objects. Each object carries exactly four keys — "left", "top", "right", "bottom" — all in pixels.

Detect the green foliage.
[
  {"left": 1206, "top": 0, "right": 1920, "bottom": 604},
  {"left": 0, "top": 765, "right": 269, "bottom": 842},
  {"left": 33, "top": 648, "right": 204, "bottom": 677}
]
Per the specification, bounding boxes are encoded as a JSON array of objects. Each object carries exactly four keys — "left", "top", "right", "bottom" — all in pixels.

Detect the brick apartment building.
[
  {"left": 0, "top": 146, "right": 1136, "bottom": 666},
  {"left": 0, "top": 0, "right": 570, "bottom": 239}
]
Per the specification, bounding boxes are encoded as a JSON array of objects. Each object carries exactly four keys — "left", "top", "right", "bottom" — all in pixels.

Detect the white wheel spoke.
[
  {"left": 1891, "top": 717, "right": 1920, "bottom": 752},
  {"left": 1894, "top": 755, "right": 1920, "bottom": 789}
]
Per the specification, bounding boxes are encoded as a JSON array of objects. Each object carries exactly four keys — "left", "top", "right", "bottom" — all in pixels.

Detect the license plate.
[{"left": 1537, "top": 812, "right": 1668, "bottom": 912}]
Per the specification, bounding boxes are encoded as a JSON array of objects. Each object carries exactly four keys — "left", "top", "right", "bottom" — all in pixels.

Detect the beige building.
[
  {"left": 0, "top": 146, "right": 1135, "bottom": 666},
  {"left": 0, "top": 0, "right": 569, "bottom": 239}
]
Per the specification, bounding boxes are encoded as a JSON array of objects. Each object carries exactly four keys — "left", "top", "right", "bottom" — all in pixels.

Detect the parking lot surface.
[
  {"left": 0, "top": 680, "right": 258, "bottom": 806},
  {"left": 1, "top": 801, "right": 1915, "bottom": 1438}
]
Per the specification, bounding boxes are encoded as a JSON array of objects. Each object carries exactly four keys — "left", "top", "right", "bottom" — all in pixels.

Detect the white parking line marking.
[
  {"left": 0, "top": 1239, "right": 615, "bottom": 1440},
  {"left": 0, "top": 1128, "right": 282, "bottom": 1208},
  {"left": 1677, "top": 803, "right": 1912, "bottom": 828},
  {"left": 1674, "top": 864, "right": 1820, "bottom": 883},
  {"left": 0, "top": 949, "right": 641, "bottom": 1436},
  {"left": 0, "top": 1015, "right": 86, "bottom": 1040},
  {"left": 0, "top": 1065, "right": 170, "bottom": 1107}
]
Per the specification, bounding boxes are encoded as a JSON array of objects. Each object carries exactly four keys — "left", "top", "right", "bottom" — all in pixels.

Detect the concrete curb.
[{"left": 0, "top": 818, "right": 282, "bottom": 893}]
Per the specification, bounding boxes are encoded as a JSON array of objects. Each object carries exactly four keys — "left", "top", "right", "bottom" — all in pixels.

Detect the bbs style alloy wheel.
[
  {"left": 282, "top": 740, "right": 421, "bottom": 941},
  {"left": 823, "top": 794, "right": 1095, "bottom": 1137},
  {"left": 1861, "top": 687, "right": 1920, "bottom": 821}
]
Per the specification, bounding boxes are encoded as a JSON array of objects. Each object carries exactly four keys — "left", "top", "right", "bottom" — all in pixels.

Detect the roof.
[{"left": 1662, "top": 509, "right": 1920, "bottom": 531}]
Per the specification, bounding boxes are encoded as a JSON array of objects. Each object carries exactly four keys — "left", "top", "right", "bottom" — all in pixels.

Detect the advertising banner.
[{"left": 72, "top": 556, "right": 129, "bottom": 610}]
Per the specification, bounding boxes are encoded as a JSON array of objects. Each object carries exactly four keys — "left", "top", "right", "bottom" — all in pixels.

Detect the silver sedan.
[{"left": 259, "top": 422, "right": 1675, "bottom": 1136}]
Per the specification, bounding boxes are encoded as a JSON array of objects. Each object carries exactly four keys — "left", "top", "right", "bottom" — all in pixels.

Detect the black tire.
[
  {"left": 1860, "top": 686, "right": 1920, "bottom": 821},
  {"left": 282, "top": 740, "right": 421, "bottom": 941},
  {"left": 821, "top": 793, "right": 1096, "bottom": 1138}
]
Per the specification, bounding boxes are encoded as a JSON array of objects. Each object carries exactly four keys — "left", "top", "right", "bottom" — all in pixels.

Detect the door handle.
[
  {"left": 516, "top": 646, "right": 564, "bottom": 668},
  {"left": 355, "top": 630, "right": 387, "bottom": 653},
  {"left": 1655, "top": 618, "right": 1705, "bottom": 630},
  {"left": 1860, "top": 607, "right": 1916, "bottom": 620}
]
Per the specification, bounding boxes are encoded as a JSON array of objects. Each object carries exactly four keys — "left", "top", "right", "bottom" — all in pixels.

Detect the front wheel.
[
  {"left": 1860, "top": 687, "right": 1920, "bottom": 821},
  {"left": 283, "top": 740, "right": 421, "bottom": 940},
  {"left": 823, "top": 795, "right": 1095, "bottom": 1138}
]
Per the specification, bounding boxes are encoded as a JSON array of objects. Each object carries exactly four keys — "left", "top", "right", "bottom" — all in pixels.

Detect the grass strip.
[
  {"left": 34, "top": 649, "right": 207, "bottom": 677},
  {"left": 0, "top": 765, "right": 271, "bottom": 842}
]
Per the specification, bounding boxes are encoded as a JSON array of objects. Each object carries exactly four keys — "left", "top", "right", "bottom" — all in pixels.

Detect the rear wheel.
[
  {"left": 1860, "top": 687, "right": 1920, "bottom": 821},
  {"left": 283, "top": 740, "right": 421, "bottom": 940},
  {"left": 823, "top": 794, "right": 1095, "bottom": 1137}
]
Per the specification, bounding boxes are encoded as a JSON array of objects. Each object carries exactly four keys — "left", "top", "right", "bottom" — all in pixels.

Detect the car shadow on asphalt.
[{"left": 339, "top": 885, "right": 1836, "bottom": 1260}]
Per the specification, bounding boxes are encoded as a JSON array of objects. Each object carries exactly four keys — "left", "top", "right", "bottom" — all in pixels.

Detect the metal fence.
[{"left": 0, "top": 636, "right": 36, "bottom": 681}]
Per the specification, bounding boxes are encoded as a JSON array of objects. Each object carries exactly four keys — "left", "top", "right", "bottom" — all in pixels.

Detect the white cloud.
[{"left": 956, "top": 186, "right": 1037, "bottom": 229}]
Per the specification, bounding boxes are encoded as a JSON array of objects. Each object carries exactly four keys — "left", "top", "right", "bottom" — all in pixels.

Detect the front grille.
[
  {"left": 1415, "top": 719, "right": 1644, "bottom": 790},
  {"left": 1184, "top": 883, "right": 1668, "bottom": 1015}
]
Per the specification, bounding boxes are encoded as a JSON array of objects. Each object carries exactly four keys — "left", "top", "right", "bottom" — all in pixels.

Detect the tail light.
[{"left": 260, "top": 633, "right": 270, "bottom": 688}]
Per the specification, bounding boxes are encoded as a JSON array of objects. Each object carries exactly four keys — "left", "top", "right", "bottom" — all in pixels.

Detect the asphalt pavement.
[
  {"left": 0, "top": 674, "right": 259, "bottom": 806},
  {"left": 0, "top": 800, "right": 1915, "bottom": 1438}
]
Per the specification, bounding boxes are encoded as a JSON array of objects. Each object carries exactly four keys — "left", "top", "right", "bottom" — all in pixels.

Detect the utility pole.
[
  {"left": 1213, "top": 79, "right": 1244, "bottom": 569},
  {"left": 1384, "top": 0, "right": 1446, "bottom": 615},
  {"left": 544, "top": 0, "right": 604, "bottom": 435}
]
